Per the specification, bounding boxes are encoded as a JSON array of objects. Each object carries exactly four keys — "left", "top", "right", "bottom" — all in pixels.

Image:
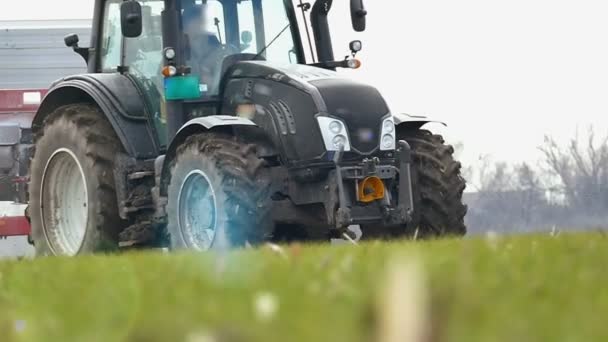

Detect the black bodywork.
[
  {"left": 222, "top": 62, "right": 394, "bottom": 164},
  {"left": 220, "top": 61, "right": 413, "bottom": 230}
]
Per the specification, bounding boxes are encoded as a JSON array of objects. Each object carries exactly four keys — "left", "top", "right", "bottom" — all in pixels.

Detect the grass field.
[{"left": 0, "top": 233, "right": 607, "bottom": 342}]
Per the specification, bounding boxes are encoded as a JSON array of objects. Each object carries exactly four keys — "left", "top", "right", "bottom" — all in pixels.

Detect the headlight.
[
  {"left": 382, "top": 134, "right": 395, "bottom": 149},
  {"left": 333, "top": 135, "right": 348, "bottom": 149},
  {"left": 317, "top": 117, "right": 351, "bottom": 152},
  {"left": 383, "top": 119, "right": 395, "bottom": 134},
  {"left": 350, "top": 40, "right": 363, "bottom": 53},
  {"left": 380, "top": 116, "right": 396, "bottom": 150},
  {"left": 329, "top": 120, "right": 343, "bottom": 134},
  {"left": 164, "top": 47, "right": 176, "bottom": 60}
]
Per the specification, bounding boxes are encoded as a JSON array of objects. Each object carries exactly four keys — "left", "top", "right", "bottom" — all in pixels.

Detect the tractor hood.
[{"left": 227, "top": 62, "right": 391, "bottom": 155}]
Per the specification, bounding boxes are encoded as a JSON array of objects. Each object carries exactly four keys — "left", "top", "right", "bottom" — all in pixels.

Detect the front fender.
[
  {"left": 160, "top": 115, "right": 259, "bottom": 196},
  {"left": 393, "top": 113, "right": 446, "bottom": 130},
  {"left": 175, "top": 115, "right": 257, "bottom": 135}
]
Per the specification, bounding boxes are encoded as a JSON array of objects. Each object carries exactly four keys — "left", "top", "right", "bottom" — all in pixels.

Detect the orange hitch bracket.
[{"left": 357, "top": 176, "right": 385, "bottom": 203}]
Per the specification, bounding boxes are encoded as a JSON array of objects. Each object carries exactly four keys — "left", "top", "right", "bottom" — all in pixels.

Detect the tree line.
[{"left": 462, "top": 128, "right": 608, "bottom": 234}]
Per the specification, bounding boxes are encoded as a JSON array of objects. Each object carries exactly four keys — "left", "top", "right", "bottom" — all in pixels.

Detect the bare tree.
[
  {"left": 514, "top": 163, "right": 545, "bottom": 227},
  {"left": 464, "top": 127, "right": 608, "bottom": 234},
  {"left": 539, "top": 127, "right": 608, "bottom": 214},
  {"left": 466, "top": 158, "right": 541, "bottom": 232}
]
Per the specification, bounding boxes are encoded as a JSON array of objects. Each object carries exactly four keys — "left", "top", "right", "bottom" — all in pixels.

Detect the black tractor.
[{"left": 28, "top": 0, "right": 467, "bottom": 256}]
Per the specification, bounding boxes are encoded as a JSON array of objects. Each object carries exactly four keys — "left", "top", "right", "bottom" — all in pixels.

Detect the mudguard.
[
  {"left": 32, "top": 74, "right": 160, "bottom": 159},
  {"left": 177, "top": 116, "right": 257, "bottom": 133},
  {"left": 393, "top": 113, "right": 447, "bottom": 130},
  {"left": 159, "top": 115, "right": 260, "bottom": 196}
]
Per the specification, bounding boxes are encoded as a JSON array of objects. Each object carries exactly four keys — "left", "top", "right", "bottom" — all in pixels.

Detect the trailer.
[
  {"left": 0, "top": 88, "right": 45, "bottom": 237},
  {"left": 0, "top": 20, "right": 90, "bottom": 244}
]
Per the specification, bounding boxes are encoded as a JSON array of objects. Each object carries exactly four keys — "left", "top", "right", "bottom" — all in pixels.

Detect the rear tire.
[
  {"left": 166, "top": 133, "right": 272, "bottom": 251},
  {"left": 29, "top": 104, "right": 125, "bottom": 256}
]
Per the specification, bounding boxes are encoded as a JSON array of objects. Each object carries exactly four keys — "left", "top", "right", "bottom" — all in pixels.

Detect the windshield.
[{"left": 181, "top": 0, "right": 297, "bottom": 98}]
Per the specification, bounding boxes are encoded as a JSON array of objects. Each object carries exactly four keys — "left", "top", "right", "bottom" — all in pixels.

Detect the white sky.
[{"left": 2, "top": 0, "right": 608, "bottom": 170}]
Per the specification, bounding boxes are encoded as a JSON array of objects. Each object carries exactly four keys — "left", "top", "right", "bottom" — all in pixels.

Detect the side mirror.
[
  {"left": 64, "top": 34, "right": 80, "bottom": 48},
  {"left": 64, "top": 33, "right": 89, "bottom": 62},
  {"left": 120, "top": 1, "right": 143, "bottom": 38},
  {"left": 350, "top": 0, "right": 367, "bottom": 32}
]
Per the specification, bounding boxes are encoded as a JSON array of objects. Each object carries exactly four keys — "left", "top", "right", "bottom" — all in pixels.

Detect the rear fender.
[{"left": 32, "top": 74, "right": 160, "bottom": 159}]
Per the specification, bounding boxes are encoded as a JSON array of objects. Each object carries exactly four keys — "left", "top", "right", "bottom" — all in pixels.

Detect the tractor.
[{"left": 27, "top": 0, "right": 467, "bottom": 256}]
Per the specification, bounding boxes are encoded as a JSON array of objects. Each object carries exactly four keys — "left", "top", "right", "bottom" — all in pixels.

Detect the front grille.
[
  {"left": 311, "top": 78, "right": 389, "bottom": 155},
  {"left": 348, "top": 120, "right": 381, "bottom": 154}
]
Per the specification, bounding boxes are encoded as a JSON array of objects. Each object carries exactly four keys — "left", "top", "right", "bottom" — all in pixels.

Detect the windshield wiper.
[
  {"left": 214, "top": 17, "right": 223, "bottom": 44},
  {"left": 252, "top": 23, "right": 291, "bottom": 61}
]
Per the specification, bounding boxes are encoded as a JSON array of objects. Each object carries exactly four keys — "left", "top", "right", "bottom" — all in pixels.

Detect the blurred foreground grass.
[{"left": 1, "top": 233, "right": 607, "bottom": 342}]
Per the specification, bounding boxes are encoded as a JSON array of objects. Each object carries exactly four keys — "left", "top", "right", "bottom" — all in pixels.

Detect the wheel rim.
[
  {"left": 177, "top": 170, "right": 218, "bottom": 250},
  {"left": 41, "top": 148, "right": 88, "bottom": 255}
]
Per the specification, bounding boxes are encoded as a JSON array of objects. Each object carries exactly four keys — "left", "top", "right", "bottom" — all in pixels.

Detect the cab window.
[
  {"left": 181, "top": 0, "right": 298, "bottom": 99},
  {"left": 100, "top": 0, "right": 122, "bottom": 72},
  {"left": 260, "top": 1, "right": 294, "bottom": 65},
  {"left": 124, "top": 0, "right": 167, "bottom": 148},
  {"left": 237, "top": 1, "right": 258, "bottom": 54}
]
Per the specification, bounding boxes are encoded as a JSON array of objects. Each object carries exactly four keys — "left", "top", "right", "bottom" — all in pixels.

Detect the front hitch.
[
  {"left": 397, "top": 140, "right": 414, "bottom": 220},
  {"left": 332, "top": 146, "right": 352, "bottom": 229},
  {"left": 330, "top": 141, "right": 414, "bottom": 230}
]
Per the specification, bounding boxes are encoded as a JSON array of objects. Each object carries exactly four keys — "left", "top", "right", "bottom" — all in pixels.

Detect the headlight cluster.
[
  {"left": 380, "top": 117, "right": 396, "bottom": 150},
  {"left": 317, "top": 116, "right": 396, "bottom": 152},
  {"left": 317, "top": 117, "right": 351, "bottom": 152}
]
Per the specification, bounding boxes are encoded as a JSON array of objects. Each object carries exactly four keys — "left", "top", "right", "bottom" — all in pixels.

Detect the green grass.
[{"left": 1, "top": 233, "right": 607, "bottom": 342}]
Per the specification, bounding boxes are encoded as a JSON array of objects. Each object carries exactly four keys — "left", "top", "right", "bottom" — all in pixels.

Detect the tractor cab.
[{"left": 104, "top": 0, "right": 367, "bottom": 146}]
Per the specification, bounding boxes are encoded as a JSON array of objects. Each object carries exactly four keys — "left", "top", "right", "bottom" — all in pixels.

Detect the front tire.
[
  {"left": 402, "top": 128, "right": 468, "bottom": 237},
  {"left": 166, "top": 133, "right": 272, "bottom": 251},
  {"left": 29, "top": 104, "right": 125, "bottom": 256},
  {"left": 361, "top": 128, "right": 467, "bottom": 240}
]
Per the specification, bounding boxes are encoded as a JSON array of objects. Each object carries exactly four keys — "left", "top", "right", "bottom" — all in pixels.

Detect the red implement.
[
  {"left": 0, "top": 216, "right": 31, "bottom": 237},
  {"left": 0, "top": 89, "right": 47, "bottom": 114},
  {"left": 0, "top": 88, "right": 46, "bottom": 129}
]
